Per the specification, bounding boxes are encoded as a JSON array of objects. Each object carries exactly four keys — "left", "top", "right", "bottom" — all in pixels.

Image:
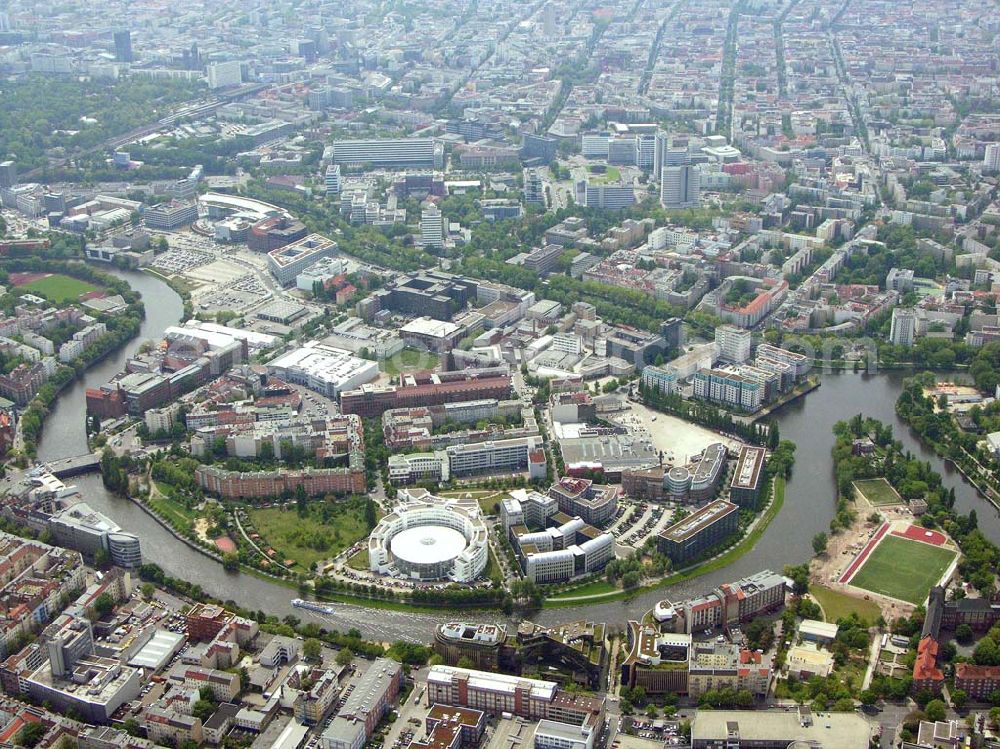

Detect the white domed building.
[{"left": 369, "top": 489, "right": 489, "bottom": 582}]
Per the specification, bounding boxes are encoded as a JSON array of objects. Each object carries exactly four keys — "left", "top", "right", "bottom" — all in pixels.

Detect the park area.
[
  {"left": 848, "top": 534, "right": 956, "bottom": 605},
  {"left": 854, "top": 478, "right": 904, "bottom": 506},
  {"left": 249, "top": 498, "right": 377, "bottom": 571},
  {"left": 11, "top": 272, "right": 100, "bottom": 303}
]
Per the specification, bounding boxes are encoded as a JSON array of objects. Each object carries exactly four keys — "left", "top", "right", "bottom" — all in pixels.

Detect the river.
[{"left": 35, "top": 272, "right": 1000, "bottom": 642}]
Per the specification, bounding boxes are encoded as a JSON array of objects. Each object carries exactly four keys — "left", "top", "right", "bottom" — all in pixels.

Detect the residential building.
[
  {"left": 692, "top": 368, "right": 763, "bottom": 412},
  {"left": 890, "top": 307, "right": 918, "bottom": 346},
  {"left": 425, "top": 665, "right": 602, "bottom": 725}
]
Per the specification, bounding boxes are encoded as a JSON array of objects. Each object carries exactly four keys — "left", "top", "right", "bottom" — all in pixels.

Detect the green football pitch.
[{"left": 849, "top": 535, "right": 955, "bottom": 604}]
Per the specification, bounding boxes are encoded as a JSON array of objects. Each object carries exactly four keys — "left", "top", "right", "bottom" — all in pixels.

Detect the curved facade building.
[
  {"left": 107, "top": 532, "right": 142, "bottom": 569},
  {"left": 369, "top": 489, "right": 488, "bottom": 582}
]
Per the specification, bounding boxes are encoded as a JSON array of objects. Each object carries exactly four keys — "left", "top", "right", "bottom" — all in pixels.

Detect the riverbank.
[{"left": 750, "top": 377, "right": 820, "bottom": 422}]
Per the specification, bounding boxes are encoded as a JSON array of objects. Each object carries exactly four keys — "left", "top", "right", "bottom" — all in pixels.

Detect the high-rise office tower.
[
  {"left": 420, "top": 205, "right": 444, "bottom": 250},
  {"left": 660, "top": 164, "right": 700, "bottom": 208},
  {"left": 0, "top": 161, "right": 17, "bottom": 189},
  {"left": 325, "top": 164, "right": 341, "bottom": 196},
  {"left": 524, "top": 168, "right": 546, "bottom": 207},
  {"left": 113, "top": 29, "right": 133, "bottom": 63},
  {"left": 985, "top": 143, "right": 1000, "bottom": 173}
]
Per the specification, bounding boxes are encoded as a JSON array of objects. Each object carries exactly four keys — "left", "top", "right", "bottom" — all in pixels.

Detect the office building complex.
[
  {"left": 320, "top": 658, "right": 403, "bottom": 749},
  {"left": 368, "top": 490, "right": 489, "bottom": 582},
  {"left": 49, "top": 503, "right": 142, "bottom": 569},
  {"left": 434, "top": 624, "right": 508, "bottom": 671},
  {"left": 715, "top": 325, "right": 752, "bottom": 363},
  {"left": 581, "top": 183, "right": 635, "bottom": 211},
  {"left": 144, "top": 201, "right": 198, "bottom": 230},
  {"left": 547, "top": 478, "right": 619, "bottom": 527},
  {"left": 266, "top": 341, "right": 378, "bottom": 399},
  {"left": 730, "top": 445, "right": 768, "bottom": 509},
  {"left": 387, "top": 436, "right": 547, "bottom": 484},
  {"left": 0, "top": 161, "right": 17, "bottom": 189},
  {"left": 369, "top": 271, "right": 478, "bottom": 321},
  {"left": 657, "top": 500, "right": 740, "bottom": 564},
  {"left": 266, "top": 234, "right": 338, "bottom": 286},
  {"left": 248, "top": 216, "right": 308, "bottom": 252},
  {"left": 332, "top": 139, "right": 442, "bottom": 169},
  {"left": 206, "top": 60, "right": 243, "bottom": 88}
]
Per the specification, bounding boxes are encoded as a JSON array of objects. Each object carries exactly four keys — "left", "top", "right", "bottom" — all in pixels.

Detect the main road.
[{"left": 36, "top": 271, "right": 1000, "bottom": 643}]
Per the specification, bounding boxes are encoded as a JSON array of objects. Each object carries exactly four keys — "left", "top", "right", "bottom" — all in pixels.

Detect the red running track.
[
  {"left": 893, "top": 524, "right": 947, "bottom": 546},
  {"left": 839, "top": 522, "right": 890, "bottom": 584}
]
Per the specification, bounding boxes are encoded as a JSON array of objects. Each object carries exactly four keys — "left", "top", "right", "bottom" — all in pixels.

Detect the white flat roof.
[
  {"left": 401, "top": 317, "right": 461, "bottom": 339},
  {"left": 390, "top": 526, "right": 467, "bottom": 566},
  {"left": 128, "top": 629, "right": 184, "bottom": 669}
]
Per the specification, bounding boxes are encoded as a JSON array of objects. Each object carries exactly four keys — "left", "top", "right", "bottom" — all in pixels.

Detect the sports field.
[
  {"left": 849, "top": 534, "right": 956, "bottom": 604},
  {"left": 854, "top": 478, "right": 903, "bottom": 506},
  {"left": 16, "top": 274, "right": 100, "bottom": 303}
]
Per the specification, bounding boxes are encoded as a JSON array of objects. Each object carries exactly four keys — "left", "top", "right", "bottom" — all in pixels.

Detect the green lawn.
[
  {"left": 148, "top": 488, "right": 201, "bottom": 530},
  {"left": 250, "top": 499, "right": 373, "bottom": 571},
  {"left": 547, "top": 578, "right": 619, "bottom": 601},
  {"left": 346, "top": 547, "right": 369, "bottom": 571},
  {"left": 381, "top": 347, "right": 441, "bottom": 375},
  {"left": 810, "top": 584, "right": 882, "bottom": 624},
  {"left": 20, "top": 274, "right": 99, "bottom": 303},
  {"left": 854, "top": 478, "right": 904, "bottom": 506},
  {"left": 588, "top": 165, "right": 621, "bottom": 183},
  {"left": 850, "top": 535, "right": 956, "bottom": 604}
]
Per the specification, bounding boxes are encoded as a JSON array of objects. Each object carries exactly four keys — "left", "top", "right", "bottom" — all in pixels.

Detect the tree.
[
  {"left": 222, "top": 552, "right": 240, "bottom": 572},
  {"left": 956, "top": 624, "right": 974, "bottom": 645},
  {"left": 951, "top": 690, "right": 967, "bottom": 710},
  {"left": 140, "top": 582, "right": 156, "bottom": 600},
  {"left": 859, "top": 689, "right": 878, "bottom": 706},
  {"left": 925, "top": 699, "right": 946, "bottom": 722},
  {"left": 17, "top": 724, "right": 47, "bottom": 748},
  {"left": 303, "top": 638, "right": 322, "bottom": 661},
  {"left": 812, "top": 532, "right": 828, "bottom": 555},
  {"left": 93, "top": 592, "right": 115, "bottom": 617},
  {"left": 193, "top": 699, "right": 216, "bottom": 721},
  {"left": 336, "top": 647, "right": 354, "bottom": 666},
  {"left": 457, "top": 656, "right": 476, "bottom": 669}
]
